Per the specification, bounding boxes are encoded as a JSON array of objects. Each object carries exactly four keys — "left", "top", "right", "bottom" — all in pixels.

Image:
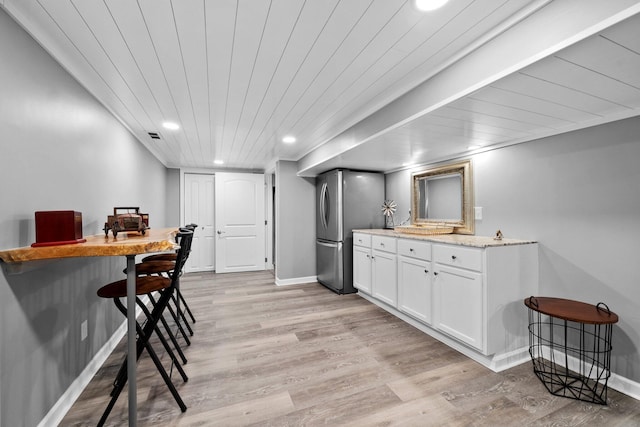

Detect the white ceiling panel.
[
  {"left": 490, "top": 73, "right": 624, "bottom": 116},
  {"left": 305, "top": 4, "right": 640, "bottom": 175},
  {"left": 173, "top": 0, "right": 211, "bottom": 163},
  {"left": 522, "top": 57, "right": 640, "bottom": 110},
  {"left": 3, "top": 0, "right": 640, "bottom": 174}
]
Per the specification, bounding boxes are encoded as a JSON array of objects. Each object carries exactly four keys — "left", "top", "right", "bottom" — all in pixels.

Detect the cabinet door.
[
  {"left": 353, "top": 245, "right": 372, "bottom": 294},
  {"left": 398, "top": 256, "right": 432, "bottom": 324},
  {"left": 372, "top": 250, "right": 397, "bottom": 307},
  {"left": 433, "top": 264, "right": 483, "bottom": 350}
]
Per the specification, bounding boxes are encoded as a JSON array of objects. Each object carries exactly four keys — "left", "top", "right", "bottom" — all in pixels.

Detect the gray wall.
[
  {"left": 0, "top": 8, "right": 169, "bottom": 426},
  {"left": 165, "top": 168, "right": 181, "bottom": 227},
  {"left": 275, "top": 160, "right": 316, "bottom": 282},
  {"left": 385, "top": 116, "right": 640, "bottom": 383}
]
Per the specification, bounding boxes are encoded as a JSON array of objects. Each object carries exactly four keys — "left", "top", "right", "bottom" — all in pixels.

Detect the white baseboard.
[
  {"left": 275, "top": 275, "right": 317, "bottom": 286},
  {"left": 356, "top": 292, "right": 527, "bottom": 372},
  {"left": 356, "top": 292, "right": 640, "bottom": 400},
  {"left": 38, "top": 319, "right": 128, "bottom": 427},
  {"left": 610, "top": 372, "right": 640, "bottom": 401},
  {"left": 39, "top": 297, "right": 150, "bottom": 427},
  {"left": 534, "top": 346, "right": 640, "bottom": 401}
]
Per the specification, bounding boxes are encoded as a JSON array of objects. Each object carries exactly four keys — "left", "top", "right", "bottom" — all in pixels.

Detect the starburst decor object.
[{"left": 381, "top": 200, "right": 397, "bottom": 229}]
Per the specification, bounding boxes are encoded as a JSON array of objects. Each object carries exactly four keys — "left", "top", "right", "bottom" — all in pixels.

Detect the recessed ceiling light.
[
  {"left": 214, "top": 159, "right": 224, "bottom": 165},
  {"left": 282, "top": 136, "right": 296, "bottom": 144},
  {"left": 414, "top": 0, "right": 449, "bottom": 11},
  {"left": 162, "top": 121, "right": 180, "bottom": 130}
]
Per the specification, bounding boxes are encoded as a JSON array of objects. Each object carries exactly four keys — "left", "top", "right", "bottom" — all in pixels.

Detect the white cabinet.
[
  {"left": 432, "top": 242, "right": 538, "bottom": 356},
  {"left": 398, "top": 239, "right": 432, "bottom": 324},
  {"left": 433, "top": 262, "right": 483, "bottom": 350},
  {"left": 372, "top": 241, "right": 397, "bottom": 307},
  {"left": 352, "top": 231, "right": 538, "bottom": 366},
  {"left": 353, "top": 242, "right": 372, "bottom": 294},
  {"left": 353, "top": 233, "right": 397, "bottom": 307},
  {"left": 433, "top": 244, "right": 485, "bottom": 350}
]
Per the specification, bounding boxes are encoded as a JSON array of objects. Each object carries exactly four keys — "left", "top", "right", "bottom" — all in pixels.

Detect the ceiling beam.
[{"left": 296, "top": 0, "right": 640, "bottom": 177}]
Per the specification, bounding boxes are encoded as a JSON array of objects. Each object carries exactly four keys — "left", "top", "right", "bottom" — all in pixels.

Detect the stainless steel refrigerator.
[{"left": 316, "top": 169, "right": 385, "bottom": 294}]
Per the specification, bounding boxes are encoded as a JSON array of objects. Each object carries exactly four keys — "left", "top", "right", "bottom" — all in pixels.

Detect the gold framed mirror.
[{"left": 411, "top": 159, "right": 474, "bottom": 235}]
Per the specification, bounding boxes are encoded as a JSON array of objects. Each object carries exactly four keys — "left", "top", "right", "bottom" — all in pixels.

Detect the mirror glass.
[
  {"left": 411, "top": 159, "right": 474, "bottom": 234},
  {"left": 416, "top": 173, "right": 462, "bottom": 221}
]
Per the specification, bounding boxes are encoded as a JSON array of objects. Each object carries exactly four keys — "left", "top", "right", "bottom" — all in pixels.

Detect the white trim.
[
  {"left": 38, "top": 320, "right": 128, "bottom": 427},
  {"left": 39, "top": 297, "right": 150, "bottom": 427},
  {"left": 357, "top": 292, "right": 528, "bottom": 372},
  {"left": 536, "top": 346, "right": 640, "bottom": 401},
  {"left": 275, "top": 276, "right": 317, "bottom": 286},
  {"left": 357, "top": 291, "right": 640, "bottom": 400},
  {"left": 610, "top": 373, "right": 640, "bottom": 401}
]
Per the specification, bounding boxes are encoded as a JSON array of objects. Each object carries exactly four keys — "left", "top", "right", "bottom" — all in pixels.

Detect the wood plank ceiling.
[
  {"left": 313, "top": 10, "right": 640, "bottom": 173},
  {"left": 3, "top": 0, "right": 640, "bottom": 175}
]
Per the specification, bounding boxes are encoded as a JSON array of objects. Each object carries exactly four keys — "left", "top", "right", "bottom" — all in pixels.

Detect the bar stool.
[
  {"left": 96, "top": 229, "right": 193, "bottom": 426},
  {"left": 141, "top": 224, "right": 197, "bottom": 326},
  {"left": 131, "top": 226, "right": 196, "bottom": 342},
  {"left": 127, "top": 258, "right": 193, "bottom": 349}
]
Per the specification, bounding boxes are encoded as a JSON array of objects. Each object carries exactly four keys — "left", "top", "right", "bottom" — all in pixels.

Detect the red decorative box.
[{"left": 31, "top": 211, "right": 87, "bottom": 247}]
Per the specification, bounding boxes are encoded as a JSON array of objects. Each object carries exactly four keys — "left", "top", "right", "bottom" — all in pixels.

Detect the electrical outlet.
[
  {"left": 81, "top": 320, "right": 88, "bottom": 341},
  {"left": 474, "top": 207, "right": 483, "bottom": 220}
]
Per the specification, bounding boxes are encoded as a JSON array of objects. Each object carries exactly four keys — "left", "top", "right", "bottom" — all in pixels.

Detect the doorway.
[{"left": 183, "top": 173, "right": 215, "bottom": 273}]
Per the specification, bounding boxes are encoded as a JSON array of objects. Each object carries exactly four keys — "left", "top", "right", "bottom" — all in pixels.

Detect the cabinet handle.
[
  {"left": 433, "top": 272, "right": 439, "bottom": 276},
  {"left": 380, "top": 243, "right": 385, "bottom": 247},
  {"left": 366, "top": 254, "right": 370, "bottom": 259},
  {"left": 409, "top": 248, "right": 414, "bottom": 252},
  {"left": 451, "top": 255, "right": 457, "bottom": 260},
  {"left": 371, "top": 256, "right": 375, "bottom": 260},
  {"left": 424, "top": 269, "right": 429, "bottom": 274}
]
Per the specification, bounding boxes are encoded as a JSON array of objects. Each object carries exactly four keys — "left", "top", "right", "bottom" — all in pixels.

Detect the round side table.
[{"left": 524, "top": 296, "right": 619, "bottom": 405}]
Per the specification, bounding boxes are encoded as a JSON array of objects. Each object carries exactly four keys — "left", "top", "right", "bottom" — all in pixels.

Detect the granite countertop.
[{"left": 352, "top": 229, "right": 537, "bottom": 248}]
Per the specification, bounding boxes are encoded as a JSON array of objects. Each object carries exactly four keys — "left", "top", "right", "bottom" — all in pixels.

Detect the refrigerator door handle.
[
  {"left": 320, "top": 182, "right": 328, "bottom": 230},
  {"left": 317, "top": 240, "right": 339, "bottom": 248}
]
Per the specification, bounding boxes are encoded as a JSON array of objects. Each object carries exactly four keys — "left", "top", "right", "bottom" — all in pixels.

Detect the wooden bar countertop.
[{"left": 0, "top": 227, "right": 179, "bottom": 264}]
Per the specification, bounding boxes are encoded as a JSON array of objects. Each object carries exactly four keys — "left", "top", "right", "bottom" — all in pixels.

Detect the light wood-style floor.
[{"left": 62, "top": 271, "right": 640, "bottom": 426}]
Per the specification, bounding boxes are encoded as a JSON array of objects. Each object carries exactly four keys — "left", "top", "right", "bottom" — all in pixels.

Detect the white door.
[
  {"left": 215, "top": 172, "right": 265, "bottom": 273},
  {"left": 398, "top": 256, "right": 432, "bottom": 324},
  {"left": 184, "top": 173, "right": 215, "bottom": 272},
  {"left": 433, "top": 264, "right": 483, "bottom": 350},
  {"left": 372, "top": 250, "right": 397, "bottom": 307},
  {"left": 353, "top": 245, "right": 372, "bottom": 294}
]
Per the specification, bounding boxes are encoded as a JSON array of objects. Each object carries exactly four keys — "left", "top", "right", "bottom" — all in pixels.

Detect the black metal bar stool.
[
  {"left": 141, "top": 224, "right": 197, "bottom": 326},
  {"left": 127, "top": 257, "right": 193, "bottom": 348},
  {"left": 96, "top": 229, "right": 193, "bottom": 426}
]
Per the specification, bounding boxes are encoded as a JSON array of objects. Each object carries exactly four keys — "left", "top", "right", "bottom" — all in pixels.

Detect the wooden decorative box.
[{"left": 32, "top": 210, "right": 87, "bottom": 247}]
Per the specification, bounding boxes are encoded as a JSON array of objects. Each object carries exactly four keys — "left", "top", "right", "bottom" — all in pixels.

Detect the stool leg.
[
  {"left": 176, "top": 288, "right": 196, "bottom": 324},
  {"left": 172, "top": 292, "right": 195, "bottom": 333},
  {"left": 151, "top": 272, "right": 194, "bottom": 337},
  {"left": 144, "top": 293, "right": 189, "bottom": 368},
  {"left": 99, "top": 291, "right": 188, "bottom": 425},
  {"left": 164, "top": 299, "right": 192, "bottom": 345},
  {"left": 132, "top": 292, "right": 188, "bottom": 382},
  {"left": 150, "top": 292, "right": 192, "bottom": 345}
]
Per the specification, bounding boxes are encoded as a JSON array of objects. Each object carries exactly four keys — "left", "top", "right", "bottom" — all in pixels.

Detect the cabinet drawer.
[
  {"left": 372, "top": 235, "right": 396, "bottom": 253},
  {"left": 397, "top": 239, "right": 431, "bottom": 260},
  {"left": 353, "top": 232, "right": 371, "bottom": 247},
  {"left": 433, "top": 244, "right": 483, "bottom": 271}
]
